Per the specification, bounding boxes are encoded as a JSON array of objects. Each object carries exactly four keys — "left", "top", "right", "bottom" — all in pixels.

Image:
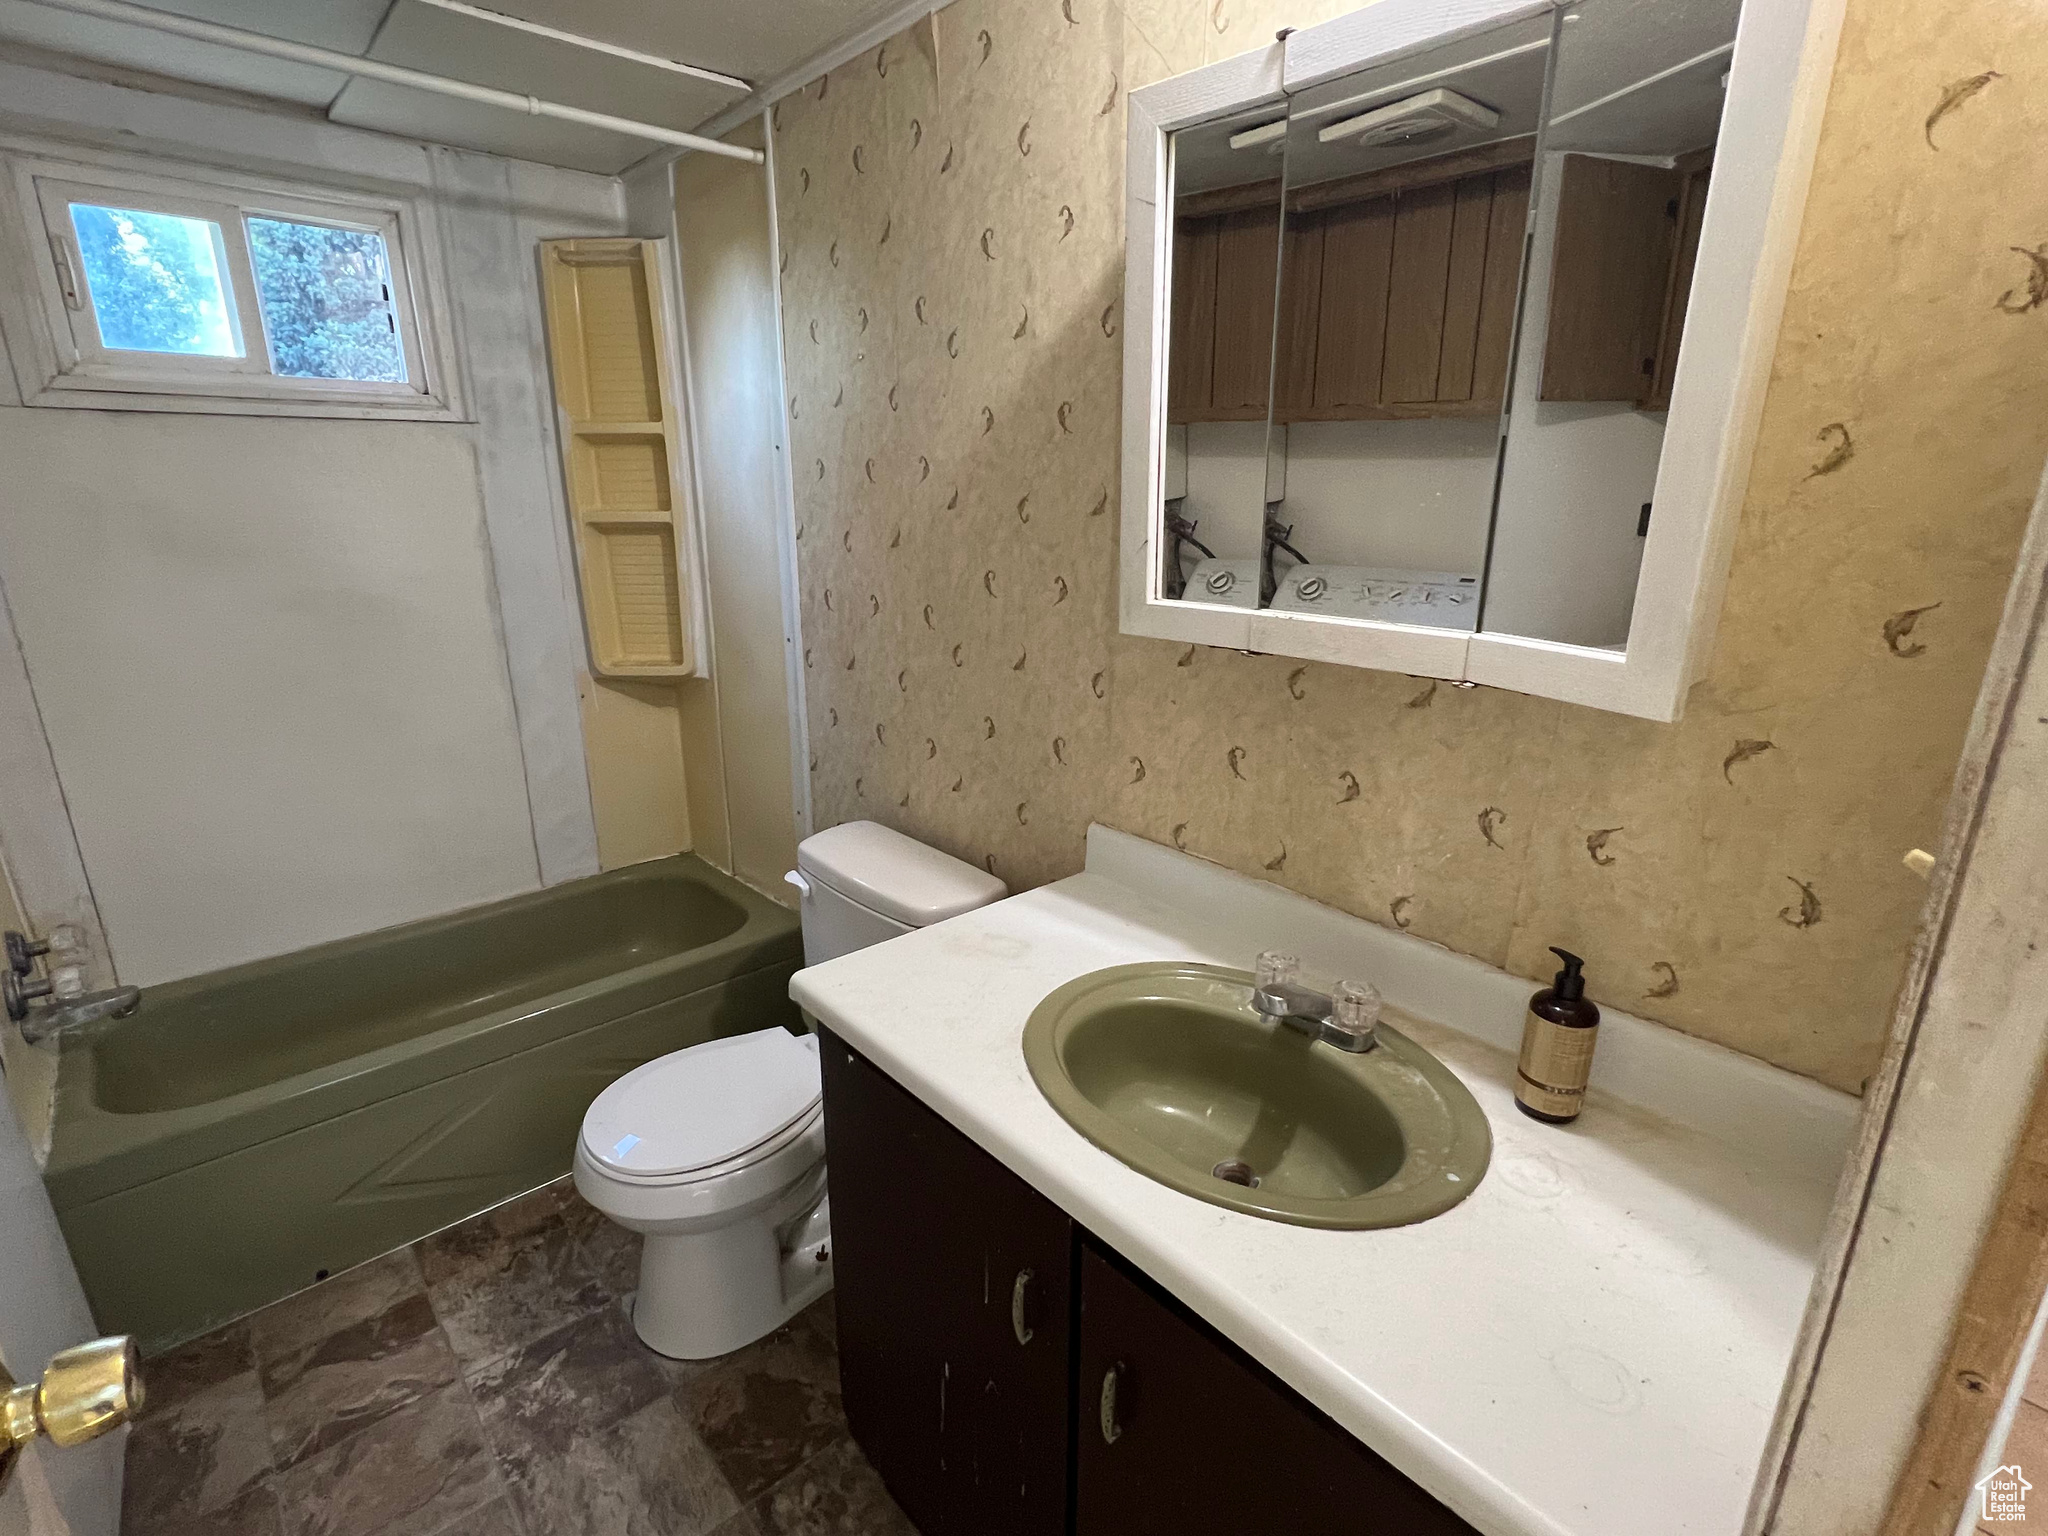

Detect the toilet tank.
[{"left": 786, "top": 821, "right": 1007, "bottom": 966}]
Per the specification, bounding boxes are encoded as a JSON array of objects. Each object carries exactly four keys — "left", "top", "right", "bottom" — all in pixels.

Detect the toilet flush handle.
[{"left": 783, "top": 871, "right": 811, "bottom": 901}]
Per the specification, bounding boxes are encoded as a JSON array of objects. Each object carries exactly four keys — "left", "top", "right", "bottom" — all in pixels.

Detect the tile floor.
[{"left": 121, "top": 1177, "right": 916, "bottom": 1536}]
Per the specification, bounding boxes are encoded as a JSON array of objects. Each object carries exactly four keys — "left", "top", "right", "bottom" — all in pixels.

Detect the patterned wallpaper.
[{"left": 773, "top": 0, "right": 2048, "bottom": 1093}]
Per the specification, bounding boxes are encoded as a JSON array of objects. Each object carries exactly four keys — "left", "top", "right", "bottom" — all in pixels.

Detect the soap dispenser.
[{"left": 1514, "top": 948, "right": 1600, "bottom": 1124}]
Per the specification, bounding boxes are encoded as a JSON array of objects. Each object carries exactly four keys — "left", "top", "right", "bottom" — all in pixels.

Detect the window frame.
[{"left": 0, "top": 144, "right": 463, "bottom": 421}]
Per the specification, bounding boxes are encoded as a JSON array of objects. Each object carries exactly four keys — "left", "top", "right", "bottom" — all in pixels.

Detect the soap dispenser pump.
[{"left": 1514, "top": 948, "right": 1601, "bottom": 1124}]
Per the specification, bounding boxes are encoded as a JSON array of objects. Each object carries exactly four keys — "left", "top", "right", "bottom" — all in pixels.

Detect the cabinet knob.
[
  {"left": 1011, "top": 1269, "right": 1035, "bottom": 1346},
  {"left": 1099, "top": 1362, "right": 1125, "bottom": 1445}
]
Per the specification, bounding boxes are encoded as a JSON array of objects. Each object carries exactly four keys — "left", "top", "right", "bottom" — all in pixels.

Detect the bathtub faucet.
[{"left": 4, "top": 929, "right": 139, "bottom": 1048}]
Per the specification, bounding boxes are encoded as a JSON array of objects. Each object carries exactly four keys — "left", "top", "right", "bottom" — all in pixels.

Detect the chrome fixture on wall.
[{"left": 3, "top": 928, "right": 138, "bottom": 1047}]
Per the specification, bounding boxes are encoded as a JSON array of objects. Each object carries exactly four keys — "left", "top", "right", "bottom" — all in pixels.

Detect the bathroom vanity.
[
  {"left": 793, "top": 827, "right": 1858, "bottom": 1536},
  {"left": 822, "top": 1025, "right": 1478, "bottom": 1534}
]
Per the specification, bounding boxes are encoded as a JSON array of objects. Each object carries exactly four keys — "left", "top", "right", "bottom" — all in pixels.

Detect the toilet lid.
[{"left": 582, "top": 1030, "right": 821, "bottom": 1179}]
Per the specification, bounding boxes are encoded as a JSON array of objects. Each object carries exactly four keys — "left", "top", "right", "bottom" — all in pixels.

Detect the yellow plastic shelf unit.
[{"left": 540, "top": 238, "right": 696, "bottom": 678}]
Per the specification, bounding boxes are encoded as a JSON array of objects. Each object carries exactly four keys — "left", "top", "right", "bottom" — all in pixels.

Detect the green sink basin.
[{"left": 1022, "top": 963, "right": 1490, "bottom": 1229}]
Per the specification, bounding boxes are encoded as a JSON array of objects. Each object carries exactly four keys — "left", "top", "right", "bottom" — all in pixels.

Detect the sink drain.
[{"left": 1211, "top": 1159, "right": 1261, "bottom": 1189}]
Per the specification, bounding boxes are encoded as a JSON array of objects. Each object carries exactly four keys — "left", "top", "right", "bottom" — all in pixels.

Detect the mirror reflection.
[
  {"left": 1254, "top": 20, "right": 1551, "bottom": 626},
  {"left": 1162, "top": 108, "right": 1285, "bottom": 607},
  {"left": 1484, "top": 0, "right": 1737, "bottom": 647}
]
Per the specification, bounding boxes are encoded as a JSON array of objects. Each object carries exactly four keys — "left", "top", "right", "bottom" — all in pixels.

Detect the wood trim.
[
  {"left": 1288, "top": 135, "right": 1536, "bottom": 213},
  {"left": 1747, "top": 456, "right": 2048, "bottom": 1534},
  {"left": 1176, "top": 139, "right": 1537, "bottom": 223},
  {"left": 1177, "top": 177, "right": 1282, "bottom": 220},
  {"left": 1881, "top": 1069, "right": 2048, "bottom": 1534}
]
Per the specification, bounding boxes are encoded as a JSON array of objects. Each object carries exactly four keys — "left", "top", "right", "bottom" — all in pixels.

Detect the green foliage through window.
[
  {"left": 246, "top": 217, "right": 407, "bottom": 384},
  {"left": 70, "top": 203, "right": 239, "bottom": 357}
]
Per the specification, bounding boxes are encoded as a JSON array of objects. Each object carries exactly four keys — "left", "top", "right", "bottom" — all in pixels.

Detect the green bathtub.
[{"left": 43, "top": 855, "right": 802, "bottom": 1353}]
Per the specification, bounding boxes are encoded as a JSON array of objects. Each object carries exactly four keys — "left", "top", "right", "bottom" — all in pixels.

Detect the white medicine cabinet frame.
[{"left": 1118, "top": 0, "right": 1847, "bottom": 720}]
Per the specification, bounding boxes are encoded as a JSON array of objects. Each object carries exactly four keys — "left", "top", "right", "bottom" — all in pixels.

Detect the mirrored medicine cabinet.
[{"left": 1118, "top": 0, "right": 1842, "bottom": 720}]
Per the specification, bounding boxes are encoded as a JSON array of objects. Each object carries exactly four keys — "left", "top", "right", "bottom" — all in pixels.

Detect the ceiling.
[
  {"left": 0, "top": 0, "right": 909, "bottom": 174},
  {"left": 1173, "top": 0, "right": 1742, "bottom": 199}
]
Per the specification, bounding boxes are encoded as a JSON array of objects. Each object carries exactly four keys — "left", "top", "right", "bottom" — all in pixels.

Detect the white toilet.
[{"left": 574, "top": 821, "right": 1006, "bottom": 1359}]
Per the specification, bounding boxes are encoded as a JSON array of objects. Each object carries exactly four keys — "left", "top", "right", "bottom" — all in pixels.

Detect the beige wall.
[
  {"left": 672, "top": 117, "right": 806, "bottom": 899},
  {"left": 773, "top": 0, "right": 2048, "bottom": 1093}
]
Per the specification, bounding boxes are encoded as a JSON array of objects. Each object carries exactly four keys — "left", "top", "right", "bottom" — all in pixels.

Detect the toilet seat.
[
  {"left": 584, "top": 1103, "right": 821, "bottom": 1190},
  {"left": 580, "top": 1029, "right": 820, "bottom": 1183}
]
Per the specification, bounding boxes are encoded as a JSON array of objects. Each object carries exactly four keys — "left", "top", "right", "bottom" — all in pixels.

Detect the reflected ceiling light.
[
  {"left": 1228, "top": 119, "right": 1287, "bottom": 153},
  {"left": 1318, "top": 88, "right": 1499, "bottom": 148}
]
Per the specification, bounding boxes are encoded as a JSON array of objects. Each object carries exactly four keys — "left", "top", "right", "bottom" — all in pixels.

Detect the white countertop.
[{"left": 790, "top": 826, "right": 1857, "bottom": 1536}]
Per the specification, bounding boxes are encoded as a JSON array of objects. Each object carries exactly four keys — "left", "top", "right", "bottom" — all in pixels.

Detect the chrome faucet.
[
  {"left": 4, "top": 930, "right": 139, "bottom": 1048},
  {"left": 1251, "top": 951, "right": 1380, "bottom": 1053}
]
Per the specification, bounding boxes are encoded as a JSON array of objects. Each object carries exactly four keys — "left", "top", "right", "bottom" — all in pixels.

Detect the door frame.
[{"left": 1748, "top": 450, "right": 2048, "bottom": 1534}]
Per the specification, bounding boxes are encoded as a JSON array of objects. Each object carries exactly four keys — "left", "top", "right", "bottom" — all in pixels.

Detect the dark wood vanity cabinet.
[
  {"left": 820, "top": 1029, "right": 1479, "bottom": 1536},
  {"left": 1074, "top": 1241, "right": 1478, "bottom": 1536},
  {"left": 818, "top": 1028, "right": 1074, "bottom": 1536}
]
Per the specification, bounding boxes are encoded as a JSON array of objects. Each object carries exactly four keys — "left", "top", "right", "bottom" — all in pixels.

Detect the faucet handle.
[
  {"left": 4, "top": 931, "right": 47, "bottom": 979},
  {"left": 1325, "top": 980, "right": 1381, "bottom": 1053},
  {"left": 1254, "top": 951, "right": 1300, "bottom": 991}
]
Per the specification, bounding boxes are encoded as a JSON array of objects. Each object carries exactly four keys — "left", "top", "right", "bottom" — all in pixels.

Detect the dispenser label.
[{"left": 1516, "top": 1016, "right": 1598, "bottom": 1120}]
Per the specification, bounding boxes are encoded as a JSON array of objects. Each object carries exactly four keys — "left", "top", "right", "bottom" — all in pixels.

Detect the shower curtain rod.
[{"left": 20, "top": 0, "right": 766, "bottom": 165}]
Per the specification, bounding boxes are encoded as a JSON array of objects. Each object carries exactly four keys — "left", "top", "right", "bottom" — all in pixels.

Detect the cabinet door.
[
  {"left": 1312, "top": 194, "right": 1395, "bottom": 413},
  {"left": 1272, "top": 209, "right": 1325, "bottom": 420},
  {"left": 1207, "top": 203, "right": 1282, "bottom": 416},
  {"left": 1469, "top": 164, "right": 1532, "bottom": 404},
  {"left": 1537, "top": 153, "right": 1682, "bottom": 403},
  {"left": 1168, "top": 217, "right": 1220, "bottom": 422},
  {"left": 1075, "top": 1241, "right": 1478, "bottom": 1536},
  {"left": 1378, "top": 178, "right": 1460, "bottom": 405},
  {"left": 819, "top": 1029, "right": 1073, "bottom": 1536},
  {"left": 1433, "top": 173, "right": 1504, "bottom": 404},
  {"left": 1644, "top": 156, "right": 1711, "bottom": 410}
]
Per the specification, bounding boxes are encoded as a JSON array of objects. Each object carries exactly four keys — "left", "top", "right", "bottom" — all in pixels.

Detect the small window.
[
  {"left": 70, "top": 203, "right": 242, "bottom": 358},
  {"left": 6, "top": 153, "right": 451, "bottom": 417},
  {"left": 245, "top": 216, "right": 405, "bottom": 384}
]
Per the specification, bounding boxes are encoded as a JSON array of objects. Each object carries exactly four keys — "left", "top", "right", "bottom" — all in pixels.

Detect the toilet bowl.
[
  {"left": 578, "top": 821, "right": 1006, "bottom": 1359},
  {"left": 574, "top": 1029, "right": 832, "bottom": 1359}
]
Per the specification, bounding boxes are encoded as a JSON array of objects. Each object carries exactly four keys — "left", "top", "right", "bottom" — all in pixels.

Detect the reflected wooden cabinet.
[
  {"left": 1169, "top": 202, "right": 1277, "bottom": 421},
  {"left": 1291, "top": 161, "right": 1529, "bottom": 420},
  {"left": 1539, "top": 151, "right": 1712, "bottom": 409},
  {"left": 1169, "top": 157, "right": 1529, "bottom": 425}
]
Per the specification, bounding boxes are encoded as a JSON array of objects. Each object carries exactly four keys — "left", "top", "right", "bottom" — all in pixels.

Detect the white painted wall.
[
  {"left": 1181, "top": 418, "right": 1496, "bottom": 578},
  {"left": 1281, "top": 418, "right": 1498, "bottom": 571},
  {"left": 0, "top": 58, "right": 626, "bottom": 989},
  {"left": 1483, "top": 150, "right": 1665, "bottom": 649},
  {"left": 1180, "top": 421, "right": 1275, "bottom": 563},
  {"left": 0, "top": 412, "right": 541, "bottom": 984}
]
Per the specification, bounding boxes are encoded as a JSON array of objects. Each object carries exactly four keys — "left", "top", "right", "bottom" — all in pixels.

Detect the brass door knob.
[{"left": 0, "top": 1336, "right": 143, "bottom": 1490}]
